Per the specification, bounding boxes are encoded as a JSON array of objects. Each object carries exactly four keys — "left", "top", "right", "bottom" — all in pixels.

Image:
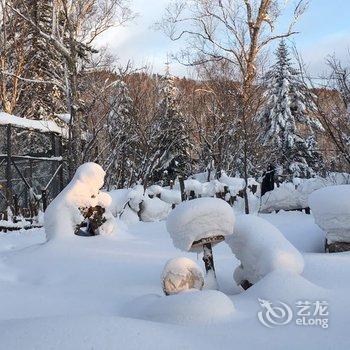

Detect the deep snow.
[{"left": 0, "top": 211, "right": 349, "bottom": 349}]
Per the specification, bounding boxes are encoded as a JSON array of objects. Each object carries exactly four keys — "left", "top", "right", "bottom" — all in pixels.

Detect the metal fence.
[{"left": 0, "top": 124, "right": 65, "bottom": 223}]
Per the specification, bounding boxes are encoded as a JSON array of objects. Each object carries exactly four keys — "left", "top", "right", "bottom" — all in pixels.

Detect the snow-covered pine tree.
[
  {"left": 150, "top": 70, "right": 193, "bottom": 185},
  {"left": 105, "top": 79, "right": 138, "bottom": 189},
  {"left": 258, "top": 40, "right": 324, "bottom": 179}
]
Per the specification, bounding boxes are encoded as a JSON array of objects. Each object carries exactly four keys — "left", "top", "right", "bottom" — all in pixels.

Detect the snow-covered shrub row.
[
  {"left": 260, "top": 172, "right": 350, "bottom": 213},
  {"left": 309, "top": 185, "right": 350, "bottom": 245},
  {"left": 106, "top": 170, "right": 350, "bottom": 222},
  {"left": 44, "top": 163, "right": 117, "bottom": 241},
  {"left": 225, "top": 215, "right": 304, "bottom": 286},
  {"left": 161, "top": 257, "right": 204, "bottom": 295},
  {"left": 107, "top": 173, "right": 258, "bottom": 224}
]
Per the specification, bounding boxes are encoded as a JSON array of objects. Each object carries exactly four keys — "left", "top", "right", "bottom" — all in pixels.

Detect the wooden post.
[
  {"left": 5, "top": 125, "right": 12, "bottom": 207},
  {"left": 202, "top": 242, "right": 218, "bottom": 289},
  {"left": 41, "top": 189, "right": 47, "bottom": 211},
  {"left": 202, "top": 243, "right": 216, "bottom": 275},
  {"left": 178, "top": 176, "right": 186, "bottom": 202}
]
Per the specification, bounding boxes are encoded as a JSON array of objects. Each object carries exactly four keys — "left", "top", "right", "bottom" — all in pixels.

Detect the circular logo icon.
[{"left": 258, "top": 298, "right": 293, "bottom": 328}]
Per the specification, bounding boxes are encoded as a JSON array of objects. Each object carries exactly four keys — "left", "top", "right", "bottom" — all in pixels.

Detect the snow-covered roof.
[{"left": 0, "top": 112, "right": 68, "bottom": 137}]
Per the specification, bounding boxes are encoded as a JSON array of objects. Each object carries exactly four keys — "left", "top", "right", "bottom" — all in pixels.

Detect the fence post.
[
  {"left": 5, "top": 125, "right": 12, "bottom": 207},
  {"left": 41, "top": 189, "right": 47, "bottom": 211},
  {"left": 178, "top": 176, "right": 186, "bottom": 202}
]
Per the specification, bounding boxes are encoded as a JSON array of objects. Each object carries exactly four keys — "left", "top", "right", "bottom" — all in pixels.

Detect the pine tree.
[
  {"left": 258, "top": 40, "right": 324, "bottom": 179},
  {"left": 105, "top": 79, "right": 138, "bottom": 188},
  {"left": 151, "top": 70, "right": 193, "bottom": 185}
]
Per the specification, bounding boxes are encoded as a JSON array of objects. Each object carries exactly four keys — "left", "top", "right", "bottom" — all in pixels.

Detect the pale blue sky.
[{"left": 98, "top": 0, "right": 350, "bottom": 77}]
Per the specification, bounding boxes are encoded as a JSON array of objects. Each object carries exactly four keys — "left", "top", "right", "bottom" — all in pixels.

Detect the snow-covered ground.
[{"left": 0, "top": 212, "right": 349, "bottom": 349}]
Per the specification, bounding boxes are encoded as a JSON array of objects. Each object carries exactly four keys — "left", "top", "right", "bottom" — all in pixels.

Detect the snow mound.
[
  {"left": 183, "top": 179, "right": 203, "bottom": 196},
  {"left": 260, "top": 185, "right": 303, "bottom": 212},
  {"left": 166, "top": 198, "right": 235, "bottom": 251},
  {"left": 44, "top": 163, "right": 116, "bottom": 240},
  {"left": 309, "top": 185, "right": 350, "bottom": 243},
  {"left": 161, "top": 257, "right": 204, "bottom": 295},
  {"left": 107, "top": 188, "right": 130, "bottom": 216},
  {"left": 244, "top": 269, "right": 328, "bottom": 302},
  {"left": 141, "top": 197, "right": 171, "bottom": 222},
  {"left": 225, "top": 215, "right": 304, "bottom": 285},
  {"left": 123, "top": 290, "right": 235, "bottom": 325},
  {"left": 160, "top": 189, "right": 182, "bottom": 205}
]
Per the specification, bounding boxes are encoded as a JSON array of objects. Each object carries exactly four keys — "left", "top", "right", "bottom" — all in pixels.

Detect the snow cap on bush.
[
  {"left": 309, "top": 185, "right": 350, "bottom": 243},
  {"left": 44, "top": 162, "right": 116, "bottom": 240},
  {"left": 166, "top": 197, "right": 235, "bottom": 251}
]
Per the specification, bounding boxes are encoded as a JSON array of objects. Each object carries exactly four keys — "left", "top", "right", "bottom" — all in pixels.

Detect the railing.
[{"left": 0, "top": 124, "right": 65, "bottom": 230}]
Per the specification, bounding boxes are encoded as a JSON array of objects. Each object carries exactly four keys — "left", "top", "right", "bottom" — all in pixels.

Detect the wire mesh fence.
[{"left": 0, "top": 124, "right": 65, "bottom": 224}]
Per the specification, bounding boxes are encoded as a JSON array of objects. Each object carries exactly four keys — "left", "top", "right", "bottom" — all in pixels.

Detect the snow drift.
[
  {"left": 225, "top": 215, "right": 304, "bottom": 285},
  {"left": 122, "top": 290, "right": 235, "bottom": 325}
]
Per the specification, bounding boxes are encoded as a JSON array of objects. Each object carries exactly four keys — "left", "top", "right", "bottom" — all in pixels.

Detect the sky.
[{"left": 97, "top": 0, "right": 350, "bottom": 78}]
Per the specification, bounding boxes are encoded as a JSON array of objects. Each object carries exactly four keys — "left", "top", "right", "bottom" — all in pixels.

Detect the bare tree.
[{"left": 159, "top": 0, "right": 308, "bottom": 212}]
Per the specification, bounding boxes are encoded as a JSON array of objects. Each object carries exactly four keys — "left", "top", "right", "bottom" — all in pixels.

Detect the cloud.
[{"left": 298, "top": 30, "right": 350, "bottom": 76}]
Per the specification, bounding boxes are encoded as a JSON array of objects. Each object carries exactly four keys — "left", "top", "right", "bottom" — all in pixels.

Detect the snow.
[
  {"left": 225, "top": 215, "right": 304, "bottom": 285},
  {"left": 161, "top": 257, "right": 204, "bottom": 295},
  {"left": 107, "top": 188, "right": 130, "bottom": 216},
  {"left": 309, "top": 185, "right": 350, "bottom": 243},
  {"left": 260, "top": 185, "right": 303, "bottom": 212},
  {"left": 0, "top": 111, "right": 68, "bottom": 137},
  {"left": 44, "top": 163, "right": 116, "bottom": 240},
  {"left": 122, "top": 290, "right": 235, "bottom": 325},
  {"left": 1, "top": 211, "right": 350, "bottom": 349},
  {"left": 220, "top": 173, "right": 245, "bottom": 192},
  {"left": 166, "top": 198, "right": 235, "bottom": 251},
  {"left": 183, "top": 179, "right": 203, "bottom": 196},
  {"left": 160, "top": 188, "right": 182, "bottom": 204},
  {"left": 141, "top": 196, "right": 171, "bottom": 222}
]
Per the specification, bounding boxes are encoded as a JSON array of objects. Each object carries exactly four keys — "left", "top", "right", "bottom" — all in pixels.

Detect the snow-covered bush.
[
  {"left": 166, "top": 197, "right": 235, "bottom": 252},
  {"left": 44, "top": 163, "right": 116, "bottom": 240},
  {"left": 225, "top": 215, "right": 304, "bottom": 287},
  {"left": 107, "top": 188, "right": 130, "bottom": 217},
  {"left": 161, "top": 257, "right": 204, "bottom": 295},
  {"left": 141, "top": 196, "right": 171, "bottom": 222},
  {"left": 118, "top": 185, "right": 171, "bottom": 223},
  {"left": 160, "top": 189, "right": 182, "bottom": 205},
  {"left": 309, "top": 185, "right": 350, "bottom": 250},
  {"left": 260, "top": 185, "right": 303, "bottom": 213},
  {"left": 183, "top": 179, "right": 203, "bottom": 197}
]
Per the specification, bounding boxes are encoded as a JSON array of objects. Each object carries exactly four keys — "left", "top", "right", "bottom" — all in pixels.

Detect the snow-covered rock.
[
  {"left": 166, "top": 198, "right": 235, "bottom": 251},
  {"left": 225, "top": 215, "right": 304, "bottom": 285},
  {"left": 161, "top": 257, "right": 204, "bottom": 295},
  {"left": 44, "top": 163, "right": 116, "bottom": 240},
  {"left": 123, "top": 290, "right": 235, "bottom": 325},
  {"left": 309, "top": 185, "right": 350, "bottom": 243}
]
